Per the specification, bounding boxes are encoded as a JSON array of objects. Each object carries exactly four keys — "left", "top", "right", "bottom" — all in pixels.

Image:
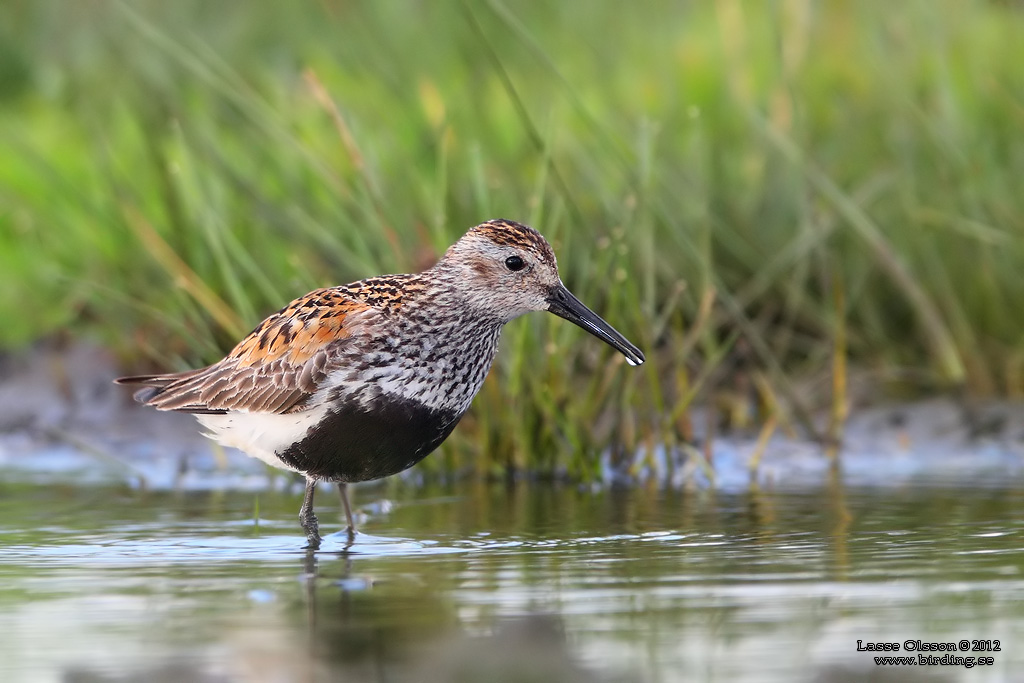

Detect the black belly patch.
[{"left": 276, "top": 396, "right": 462, "bottom": 482}]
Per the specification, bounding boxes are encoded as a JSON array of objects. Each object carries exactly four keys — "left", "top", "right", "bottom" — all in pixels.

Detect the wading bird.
[{"left": 117, "top": 220, "right": 644, "bottom": 548}]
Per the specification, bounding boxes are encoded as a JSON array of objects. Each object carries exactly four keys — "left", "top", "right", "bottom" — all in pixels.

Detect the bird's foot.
[{"left": 300, "top": 510, "right": 321, "bottom": 550}]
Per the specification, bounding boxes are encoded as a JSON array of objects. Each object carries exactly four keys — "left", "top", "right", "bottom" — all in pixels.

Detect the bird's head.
[{"left": 435, "top": 219, "right": 644, "bottom": 366}]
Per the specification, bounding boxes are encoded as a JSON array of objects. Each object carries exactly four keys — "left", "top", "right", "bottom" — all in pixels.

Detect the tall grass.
[{"left": 1, "top": 0, "right": 1023, "bottom": 478}]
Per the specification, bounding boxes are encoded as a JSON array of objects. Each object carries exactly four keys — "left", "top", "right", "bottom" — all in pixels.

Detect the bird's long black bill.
[{"left": 547, "top": 284, "right": 645, "bottom": 366}]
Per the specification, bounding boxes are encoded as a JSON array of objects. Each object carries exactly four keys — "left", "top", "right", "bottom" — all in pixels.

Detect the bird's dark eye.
[{"left": 505, "top": 255, "right": 526, "bottom": 272}]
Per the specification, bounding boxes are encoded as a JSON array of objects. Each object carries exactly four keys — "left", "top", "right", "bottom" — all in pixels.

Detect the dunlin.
[{"left": 117, "top": 220, "right": 644, "bottom": 548}]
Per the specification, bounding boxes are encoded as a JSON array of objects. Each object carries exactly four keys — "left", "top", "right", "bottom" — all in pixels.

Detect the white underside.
[{"left": 195, "top": 406, "right": 330, "bottom": 473}]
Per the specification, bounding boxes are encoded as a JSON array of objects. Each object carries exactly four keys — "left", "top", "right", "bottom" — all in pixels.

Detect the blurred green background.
[{"left": 1, "top": 0, "right": 1022, "bottom": 477}]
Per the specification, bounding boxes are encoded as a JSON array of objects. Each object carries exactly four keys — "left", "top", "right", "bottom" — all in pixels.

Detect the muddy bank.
[{"left": 1, "top": 342, "right": 1022, "bottom": 491}]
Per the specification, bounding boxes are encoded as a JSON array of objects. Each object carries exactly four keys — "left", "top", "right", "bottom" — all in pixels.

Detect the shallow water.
[{"left": 1, "top": 479, "right": 1023, "bottom": 682}]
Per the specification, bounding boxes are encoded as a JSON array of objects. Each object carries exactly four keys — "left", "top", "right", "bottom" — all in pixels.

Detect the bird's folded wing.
[{"left": 115, "top": 288, "right": 376, "bottom": 415}]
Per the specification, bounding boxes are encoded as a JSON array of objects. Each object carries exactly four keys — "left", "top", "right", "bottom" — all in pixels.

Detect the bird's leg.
[
  {"left": 337, "top": 482, "right": 356, "bottom": 545},
  {"left": 299, "top": 478, "right": 321, "bottom": 550}
]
